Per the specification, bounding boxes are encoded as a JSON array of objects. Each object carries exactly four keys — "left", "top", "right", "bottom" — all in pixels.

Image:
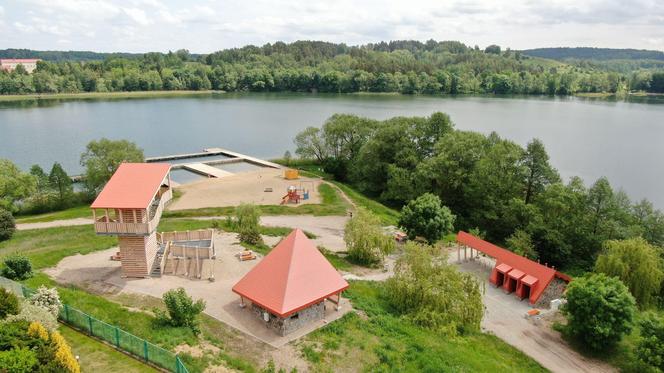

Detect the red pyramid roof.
[
  {"left": 232, "top": 229, "right": 349, "bottom": 318},
  {"left": 91, "top": 163, "right": 170, "bottom": 209}
]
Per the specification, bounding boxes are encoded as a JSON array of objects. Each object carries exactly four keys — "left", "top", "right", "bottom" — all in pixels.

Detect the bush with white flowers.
[{"left": 29, "top": 286, "right": 62, "bottom": 317}]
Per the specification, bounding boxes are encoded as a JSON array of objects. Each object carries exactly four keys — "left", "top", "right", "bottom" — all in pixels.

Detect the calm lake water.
[{"left": 1, "top": 93, "right": 663, "bottom": 208}]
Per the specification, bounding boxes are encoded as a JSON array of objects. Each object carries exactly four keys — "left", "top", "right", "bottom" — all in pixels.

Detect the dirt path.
[
  {"left": 452, "top": 254, "right": 616, "bottom": 373},
  {"left": 16, "top": 218, "right": 93, "bottom": 230}
]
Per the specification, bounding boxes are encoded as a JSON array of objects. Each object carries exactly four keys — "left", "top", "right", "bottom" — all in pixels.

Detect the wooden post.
[
  {"left": 92, "top": 209, "right": 96, "bottom": 222},
  {"left": 132, "top": 209, "right": 137, "bottom": 224},
  {"left": 464, "top": 245, "right": 467, "bottom": 261},
  {"left": 195, "top": 246, "right": 200, "bottom": 278},
  {"left": 118, "top": 209, "right": 123, "bottom": 223},
  {"left": 457, "top": 243, "right": 460, "bottom": 262}
]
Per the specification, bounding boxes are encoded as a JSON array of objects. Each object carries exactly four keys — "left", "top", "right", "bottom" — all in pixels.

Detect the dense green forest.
[
  {"left": 2, "top": 40, "right": 664, "bottom": 95},
  {"left": 0, "top": 48, "right": 144, "bottom": 62},
  {"left": 294, "top": 113, "right": 664, "bottom": 273},
  {"left": 522, "top": 47, "right": 664, "bottom": 61}
]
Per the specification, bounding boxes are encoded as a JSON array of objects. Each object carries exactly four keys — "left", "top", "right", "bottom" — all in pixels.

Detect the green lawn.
[
  {"left": 0, "top": 225, "right": 115, "bottom": 269},
  {"left": 15, "top": 205, "right": 92, "bottom": 224},
  {"left": 60, "top": 325, "right": 158, "bottom": 373},
  {"left": 299, "top": 281, "right": 547, "bottom": 372}
]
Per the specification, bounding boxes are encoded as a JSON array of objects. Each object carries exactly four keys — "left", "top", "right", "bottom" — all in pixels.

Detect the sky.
[{"left": 0, "top": 0, "right": 663, "bottom": 53}]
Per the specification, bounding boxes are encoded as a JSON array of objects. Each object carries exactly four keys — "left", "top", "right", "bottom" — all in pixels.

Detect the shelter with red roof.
[
  {"left": 233, "top": 229, "right": 349, "bottom": 336},
  {"left": 91, "top": 163, "right": 173, "bottom": 278},
  {"left": 456, "top": 231, "right": 570, "bottom": 305}
]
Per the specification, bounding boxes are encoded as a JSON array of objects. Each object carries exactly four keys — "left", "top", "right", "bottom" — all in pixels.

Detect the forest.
[
  {"left": 2, "top": 40, "right": 664, "bottom": 95},
  {"left": 293, "top": 112, "right": 664, "bottom": 273}
]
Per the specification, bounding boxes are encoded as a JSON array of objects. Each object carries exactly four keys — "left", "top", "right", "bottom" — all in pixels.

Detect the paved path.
[{"left": 16, "top": 218, "right": 93, "bottom": 230}]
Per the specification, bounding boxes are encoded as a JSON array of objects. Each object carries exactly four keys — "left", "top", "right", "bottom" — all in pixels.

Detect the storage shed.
[{"left": 456, "top": 231, "right": 568, "bottom": 304}]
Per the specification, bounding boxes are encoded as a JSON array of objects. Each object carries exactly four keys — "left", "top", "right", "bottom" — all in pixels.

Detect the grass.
[
  {"left": 290, "top": 163, "right": 400, "bottom": 226},
  {"left": 163, "top": 183, "right": 348, "bottom": 218},
  {"left": 15, "top": 205, "right": 92, "bottom": 224},
  {"left": 24, "top": 274, "right": 258, "bottom": 373},
  {"left": 59, "top": 325, "right": 158, "bottom": 373},
  {"left": 299, "top": 281, "right": 547, "bottom": 372},
  {"left": 0, "top": 90, "right": 223, "bottom": 102},
  {"left": 0, "top": 225, "right": 116, "bottom": 269}
]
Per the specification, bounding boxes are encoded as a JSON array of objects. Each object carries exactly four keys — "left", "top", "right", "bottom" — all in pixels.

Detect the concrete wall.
[{"left": 251, "top": 301, "right": 326, "bottom": 336}]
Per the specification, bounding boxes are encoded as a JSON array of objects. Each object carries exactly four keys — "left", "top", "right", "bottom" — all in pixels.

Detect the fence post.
[
  {"left": 176, "top": 356, "right": 181, "bottom": 373},
  {"left": 143, "top": 340, "right": 149, "bottom": 361},
  {"left": 64, "top": 304, "right": 70, "bottom": 323},
  {"left": 87, "top": 315, "right": 93, "bottom": 335},
  {"left": 114, "top": 326, "right": 120, "bottom": 347}
]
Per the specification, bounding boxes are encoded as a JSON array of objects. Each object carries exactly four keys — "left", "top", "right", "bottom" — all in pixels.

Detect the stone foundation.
[{"left": 251, "top": 301, "right": 326, "bottom": 336}]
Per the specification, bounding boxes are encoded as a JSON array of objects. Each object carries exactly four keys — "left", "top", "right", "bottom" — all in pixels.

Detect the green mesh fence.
[{"left": 0, "top": 276, "right": 189, "bottom": 373}]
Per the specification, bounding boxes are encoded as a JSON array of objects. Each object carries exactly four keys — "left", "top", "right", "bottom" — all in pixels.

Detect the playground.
[{"left": 168, "top": 168, "right": 322, "bottom": 210}]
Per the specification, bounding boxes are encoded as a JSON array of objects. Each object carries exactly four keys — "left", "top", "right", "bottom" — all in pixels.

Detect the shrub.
[
  {"left": 4, "top": 302, "right": 59, "bottom": 331},
  {"left": 157, "top": 288, "right": 206, "bottom": 334},
  {"left": 234, "top": 203, "right": 263, "bottom": 245},
  {"left": 29, "top": 286, "right": 62, "bottom": 317},
  {"left": 399, "top": 193, "right": 456, "bottom": 244},
  {"left": 636, "top": 312, "right": 664, "bottom": 371},
  {"left": 27, "top": 321, "right": 49, "bottom": 341},
  {"left": 0, "top": 288, "right": 20, "bottom": 319},
  {"left": 51, "top": 330, "right": 81, "bottom": 373},
  {"left": 562, "top": 273, "right": 636, "bottom": 351},
  {"left": 0, "top": 208, "right": 16, "bottom": 241},
  {"left": 344, "top": 208, "right": 395, "bottom": 266},
  {"left": 0, "top": 347, "right": 38, "bottom": 372},
  {"left": 384, "top": 242, "right": 483, "bottom": 334},
  {"left": 1, "top": 253, "right": 33, "bottom": 281}
]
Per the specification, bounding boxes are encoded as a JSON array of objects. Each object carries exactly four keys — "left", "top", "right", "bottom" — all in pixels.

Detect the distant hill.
[
  {"left": 0, "top": 48, "right": 144, "bottom": 61},
  {"left": 522, "top": 47, "right": 664, "bottom": 61}
]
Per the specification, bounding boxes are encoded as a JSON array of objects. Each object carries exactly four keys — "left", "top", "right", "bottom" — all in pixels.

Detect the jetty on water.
[{"left": 72, "top": 147, "right": 283, "bottom": 181}]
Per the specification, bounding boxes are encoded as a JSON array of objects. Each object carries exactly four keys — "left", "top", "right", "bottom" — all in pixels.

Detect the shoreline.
[
  {"left": 0, "top": 90, "right": 225, "bottom": 102},
  {"left": 1, "top": 90, "right": 662, "bottom": 103}
]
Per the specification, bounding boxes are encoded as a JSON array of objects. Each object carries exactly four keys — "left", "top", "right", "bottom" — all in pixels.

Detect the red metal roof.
[
  {"left": 0, "top": 59, "right": 40, "bottom": 63},
  {"left": 90, "top": 163, "right": 170, "bottom": 209},
  {"left": 521, "top": 275, "right": 539, "bottom": 286},
  {"left": 508, "top": 269, "right": 525, "bottom": 279},
  {"left": 457, "top": 231, "right": 557, "bottom": 304},
  {"left": 232, "top": 229, "right": 349, "bottom": 318}
]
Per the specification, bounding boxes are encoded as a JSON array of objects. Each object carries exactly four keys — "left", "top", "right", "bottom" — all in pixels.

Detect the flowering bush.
[
  {"left": 51, "top": 330, "right": 80, "bottom": 373},
  {"left": 4, "top": 302, "right": 58, "bottom": 331},
  {"left": 29, "top": 286, "right": 62, "bottom": 317},
  {"left": 28, "top": 321, "right": 49, "bottom": 341}
]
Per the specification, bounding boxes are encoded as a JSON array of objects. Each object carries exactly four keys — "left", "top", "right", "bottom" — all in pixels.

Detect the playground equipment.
[
  {"left": 299, "top": 181, "right": 314, "bottom": 201},
  {"left": 281, "top": 186, "right": 301, "bottom": 205},
  {"left": 284, "top": 169, "right": 299, "bottom": 180}
]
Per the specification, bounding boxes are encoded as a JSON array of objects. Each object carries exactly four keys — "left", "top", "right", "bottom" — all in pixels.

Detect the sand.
[
  {"left": 168, "top": 169, "right": 322, "bottom": 210},
  {"left": 45, "top": 231, "right": 351, "bottom": 348}
]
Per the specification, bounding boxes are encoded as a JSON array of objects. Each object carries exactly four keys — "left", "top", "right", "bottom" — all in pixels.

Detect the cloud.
[
  {"left": 122, "top": 7, "right": 152, "bottom": 26},
  {"left": 2, "top": 0, "right": 663, "bottom": 53}
]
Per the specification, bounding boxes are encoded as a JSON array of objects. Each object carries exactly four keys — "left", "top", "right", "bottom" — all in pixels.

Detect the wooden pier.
[
  {"left": 181, "top": 163, "right": 234, "bottom": 178},
  {"left": 71, "top": 147, "right": 282, "bottom": 181},
  {"left": 146, "top": 147, "right": 283, "bottom": 169}
]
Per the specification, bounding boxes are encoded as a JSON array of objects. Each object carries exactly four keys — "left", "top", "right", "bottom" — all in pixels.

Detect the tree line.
[
  {"left": 294, "top": 112, "right": 664, "bottom": 272},
  {"left": 2, "top": 40, "right": 664, "bottom": 96}
]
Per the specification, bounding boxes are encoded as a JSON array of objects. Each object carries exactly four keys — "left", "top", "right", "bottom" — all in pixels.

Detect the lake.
[{"left": 1, "top": 93, "right": 663, "bottom": 208}]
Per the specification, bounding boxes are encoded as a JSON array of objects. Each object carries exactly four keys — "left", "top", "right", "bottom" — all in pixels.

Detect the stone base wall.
[{"left": 252, "top": 301, "right": 326, "bottom": 336}]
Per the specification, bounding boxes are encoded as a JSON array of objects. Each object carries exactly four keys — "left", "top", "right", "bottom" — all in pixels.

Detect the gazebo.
[{"left": 232, "top": 229, "right": 349, "bottom": 336}]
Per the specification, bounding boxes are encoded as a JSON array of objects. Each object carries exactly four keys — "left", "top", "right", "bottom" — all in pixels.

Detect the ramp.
[{"left": 182, "top": 163, "right": 234, "bottom": 178}]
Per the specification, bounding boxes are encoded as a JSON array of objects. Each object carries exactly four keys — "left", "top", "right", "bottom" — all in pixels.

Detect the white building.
[{"left": 0, "top": 59, "right": 41, "bottom": 73}]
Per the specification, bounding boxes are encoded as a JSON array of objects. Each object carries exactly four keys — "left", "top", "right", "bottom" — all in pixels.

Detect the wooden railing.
[
  {"left": 160, "top": 241, "right": 170, "bottom": 275},
  {"left": 94, "top": 188, "right": 172, "bottom": 236},
  {"left": 158, "top": 229, "right": 213, "bottom": 243}
]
